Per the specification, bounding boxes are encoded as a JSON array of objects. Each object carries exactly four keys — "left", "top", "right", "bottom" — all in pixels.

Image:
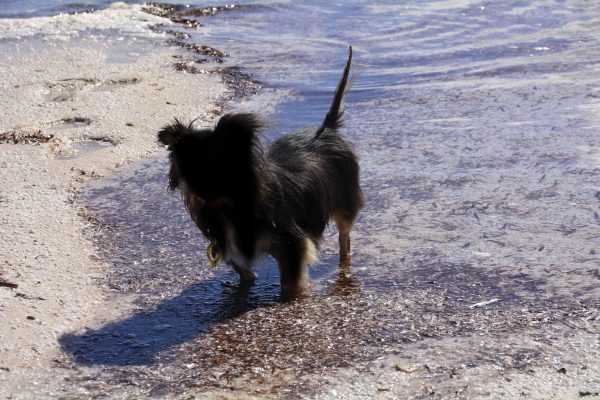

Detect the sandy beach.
[{"left": 0, "top": 9, "right": 226, "bottom": 395}]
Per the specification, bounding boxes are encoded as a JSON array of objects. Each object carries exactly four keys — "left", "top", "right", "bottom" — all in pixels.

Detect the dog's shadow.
[{"left": 59, "top": 257, "right": 353, "bottom": 366}]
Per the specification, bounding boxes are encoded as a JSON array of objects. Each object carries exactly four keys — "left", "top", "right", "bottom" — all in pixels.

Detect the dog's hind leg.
[
  {"left": 273, "top": 236, "right": 317, "bottom": 297},
  {"left": 333, "top": 211, "right": 355, "bottom": 259},
  {"left": 339, "top": 227, "right": 351, "bottom": 258}
]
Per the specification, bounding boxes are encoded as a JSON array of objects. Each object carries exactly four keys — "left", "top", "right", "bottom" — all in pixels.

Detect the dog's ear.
[
  {"left": 213, "top": 113, "right": 263, "bottom": 146},
  {"left": 158, "top": 118, "right": 188, "bottom": 146}
]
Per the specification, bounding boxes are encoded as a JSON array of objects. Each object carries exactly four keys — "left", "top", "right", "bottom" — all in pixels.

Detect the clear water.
[{"left": 7, "top": 0, "right": 599, "bottom": 396}]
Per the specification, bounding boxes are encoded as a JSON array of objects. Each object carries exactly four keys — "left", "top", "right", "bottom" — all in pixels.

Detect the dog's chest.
[{"left": 179, "top": 181, "right": 271, "bottom": 264}]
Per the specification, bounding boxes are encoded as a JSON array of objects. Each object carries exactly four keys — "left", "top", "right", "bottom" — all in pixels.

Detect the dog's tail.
[{"left": 315, "top": 46, "right": 353, "bottom": 137}]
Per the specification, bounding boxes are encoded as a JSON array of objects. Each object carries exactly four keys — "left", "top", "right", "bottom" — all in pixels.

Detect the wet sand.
[{"left": 0, "top": 37, "right": 226, "bottom": 397}]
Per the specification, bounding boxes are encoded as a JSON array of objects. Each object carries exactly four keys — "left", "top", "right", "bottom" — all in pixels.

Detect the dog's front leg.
[
  {"left": 223, "top": 226, "right": 257, "bottom": 284},
  {"left": 230, "top": 262, "right": 256, "bottom": 284}
]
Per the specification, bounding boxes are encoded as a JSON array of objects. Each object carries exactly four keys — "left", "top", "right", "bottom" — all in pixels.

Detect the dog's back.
[{"left": 265, "top": 46, "right": 363, "bottom": 247}]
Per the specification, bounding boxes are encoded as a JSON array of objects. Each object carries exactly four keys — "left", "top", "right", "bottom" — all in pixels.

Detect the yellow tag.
[{"left": 206, "top": 241, "right": 222, "bottom": 268}]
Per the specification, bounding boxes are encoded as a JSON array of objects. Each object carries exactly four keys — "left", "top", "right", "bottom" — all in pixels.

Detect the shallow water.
[
  {"left": 22, "top": 0, "right": 600, "bottom": 396},
  {"left": 76, "top": 0, "right": 600, "bottom": 302}
]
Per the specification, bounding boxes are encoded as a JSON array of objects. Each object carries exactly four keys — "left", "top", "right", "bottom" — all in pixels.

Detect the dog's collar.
[{"left": 206, "top": 241, "right": 222, "bottom": 268}]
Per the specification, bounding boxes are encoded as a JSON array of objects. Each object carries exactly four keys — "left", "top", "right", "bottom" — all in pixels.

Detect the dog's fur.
[{"left": 158, "top": 46, "right": 362, "bottom": 295}]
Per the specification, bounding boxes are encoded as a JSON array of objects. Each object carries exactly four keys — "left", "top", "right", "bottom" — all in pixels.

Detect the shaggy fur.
[{"left": 158, "top": 46, "right": 362, "bottom": 295}]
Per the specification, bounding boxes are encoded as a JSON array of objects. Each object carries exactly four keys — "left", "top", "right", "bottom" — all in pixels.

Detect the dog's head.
[{"left": 158, "top": 113, "right": 263, "bottom": 199}]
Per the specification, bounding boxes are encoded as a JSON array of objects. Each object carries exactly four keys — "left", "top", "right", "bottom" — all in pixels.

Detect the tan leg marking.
[{"left": 332, "top": 211, "right": 355, "bottom": 258}]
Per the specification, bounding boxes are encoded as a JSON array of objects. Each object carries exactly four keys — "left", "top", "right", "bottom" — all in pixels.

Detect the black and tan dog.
[{"left": 158, "top": 46, "right": 362, "bottom": 296}]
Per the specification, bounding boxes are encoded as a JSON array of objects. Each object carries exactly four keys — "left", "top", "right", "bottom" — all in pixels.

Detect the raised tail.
[{"left": 315, "top": 46, "right": 353, "bottom": 137}]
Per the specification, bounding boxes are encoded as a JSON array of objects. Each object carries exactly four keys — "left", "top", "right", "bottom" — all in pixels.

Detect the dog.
[{"left": 158, "top": 46, "right": 362, "bottom": 296}]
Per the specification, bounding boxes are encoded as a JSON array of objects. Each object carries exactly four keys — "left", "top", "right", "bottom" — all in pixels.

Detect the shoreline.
[{"left": 0, "top": 25, "right": 229, "bottom": 397}]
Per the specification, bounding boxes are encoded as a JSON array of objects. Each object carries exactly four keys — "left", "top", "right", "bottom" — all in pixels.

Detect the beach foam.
[{"left": 0, "top": 2, "right": 171, "bottom": 41}]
